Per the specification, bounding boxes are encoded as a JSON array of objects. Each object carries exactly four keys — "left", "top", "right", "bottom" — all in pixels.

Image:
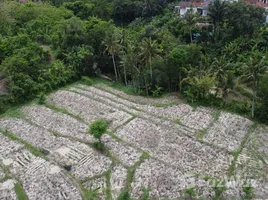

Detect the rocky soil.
[{"left": 0, "top": 83, "right": 267, "bottom": 199}]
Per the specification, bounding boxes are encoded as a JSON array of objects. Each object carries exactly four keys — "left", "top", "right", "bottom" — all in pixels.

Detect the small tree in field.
[{"left": 89, "top": 119, "right": 108, "bottom": 150}]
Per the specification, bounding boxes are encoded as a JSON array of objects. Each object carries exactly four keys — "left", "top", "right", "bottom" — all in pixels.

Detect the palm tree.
[
  {"left": 243, "top": 51, "right": 268, "bottom": 118},
  {"left": 184, "top": 9, "right": 199, "bottom": 43},
  {"left": 103, "top": 30, "right": 122, "bottom": 81},
  {"left": 208, "top": 0, "right": 227, "bottom": 41},
  {"left": 139, "top": 37, "right": 162, "bottom": 81}
]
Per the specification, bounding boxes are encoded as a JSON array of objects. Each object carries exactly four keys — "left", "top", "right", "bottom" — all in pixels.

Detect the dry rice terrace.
[{"left": 0, "top": 82, "right": 267, "bottom": 199}]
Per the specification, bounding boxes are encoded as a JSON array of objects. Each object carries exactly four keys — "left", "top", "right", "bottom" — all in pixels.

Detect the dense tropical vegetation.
[{"left": 1, "top": 0, "right": 268, "bottom": 123}]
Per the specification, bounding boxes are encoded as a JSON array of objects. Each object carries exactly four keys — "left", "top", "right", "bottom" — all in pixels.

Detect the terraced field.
[{"left": 0, "top": 83, "right": 267, "bottom": 199}]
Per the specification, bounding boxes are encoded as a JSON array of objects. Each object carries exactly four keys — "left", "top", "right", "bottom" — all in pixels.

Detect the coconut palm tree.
[
  {"left": 208, "top": 0, "right": 227, "bottom": 41},
  {"left": 103, "top": 30, "right": 122, "bottom": 81},
  {"left": 139, "top": 37, "right": 162, "bottom": 82}
]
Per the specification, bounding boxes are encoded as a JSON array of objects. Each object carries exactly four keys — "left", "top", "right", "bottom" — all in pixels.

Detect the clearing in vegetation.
[{"left": 0, "top": 82, "right": 267, "bottom": 199}]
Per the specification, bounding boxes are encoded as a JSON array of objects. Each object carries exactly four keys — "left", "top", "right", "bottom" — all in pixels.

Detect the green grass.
[
  {"left": 105, "top": 169, "right": 112, "bottom": 200},
  {"left": 0, "top": 107, "right": 25, "bottom": 119},
  {"left": 211, "top": 110, "right": 221, "bottom": 122},
  {"left": 14, "top": 183, "right": 28, "bottom": 200},
  {"left": 90, "top": 78, "right": 136, "bottom": 96},
  {"left": 197, "top": 129, "right": 207, "bottom": 140},
  {"left": 174, "top": 118, "right": 183, "bottom": 125}
]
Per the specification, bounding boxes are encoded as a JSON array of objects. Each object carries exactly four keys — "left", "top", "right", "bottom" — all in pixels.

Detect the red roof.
[
  {"left": 179, "top": 0, "right": 211, "bottom": 9},
  {"left": 244, "top": 0, "right": 268, "bottom": 8}
]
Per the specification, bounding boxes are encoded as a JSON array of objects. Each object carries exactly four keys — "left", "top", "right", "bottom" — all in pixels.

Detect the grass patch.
[
  {"left": 197, "top": 129, "right": 207, "bottom": 140},
  {"left": 211, "top": 110, "right": 221, "bottom": 122},
  {"left": 84, "top": 187, "right": 101, "bottom": 200},
  {"left": 174, "top": 118, "right": 183, "bottom": 125},
  {"left": 91, "top": 78, "right": 136, "bottom": 96},
  {"left": 14, "top": 183, "right": 28, "bottom": 200},
  {"left": 0, "top": 107, "right": 25, "bottom": 119},
  {"left": 105, "top": 169, "right": 112, "bottom": 200}
]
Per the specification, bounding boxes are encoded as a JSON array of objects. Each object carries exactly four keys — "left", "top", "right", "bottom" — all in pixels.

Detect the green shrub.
[
  {"left": 242, "top": 183, "right": 254, "bottom": 199},
  {"left": 89, "top": 119, "right": 108, "bottom": 151},
  {"left": 152, "top": 85, "right": 163, "bottom": 97},
  {"left": 82, "top": 76, "right": 93, "bottom": 85},
  {"left": 184, "top": 187, "right": 197, "bottom": 199},
  {"left": 89, "top": 119, "right": 108, "bottom": 140},
  {"left": 38, "top": 93, "right": 46, "bottom": 105},
  {"left": 117, "top": 190, "right": 130, "bottom": 200},
  {"left": 85, "top": 187, "right": 100, "bottom": 200}
]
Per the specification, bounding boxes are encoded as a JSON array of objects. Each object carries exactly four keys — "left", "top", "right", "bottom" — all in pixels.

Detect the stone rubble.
[
  {"left": 0, "top": 118, "right": 112, "bottom": 180},
  {"left": 180, "top": 107, "right": 214, "bottom": 130},
  {"left": 0, "top": 179, "right": 17, "bottom": 200},
  {"left": 23, "top": 105, "right": 93, "bottom": 142},
  {"left": 47, "top": 90, "right": 132, "bottom": 130},
  {"left": 110, "top": 165, "right": 127, "bottom": 199},
  {"left": 116, "top": 117, "right": 233, "bottom": 177},
  {"left": 0, "top": 84, "right": 266, "bottom": 199},
  {"left": 102, "top": 134, "right": 142, "bottom": 166},
  {"left": 203, "top": 112, "right": 253, "bottom": 151},
  {"left": 0, "top": 133, "right": 83, "bottom": 200}
]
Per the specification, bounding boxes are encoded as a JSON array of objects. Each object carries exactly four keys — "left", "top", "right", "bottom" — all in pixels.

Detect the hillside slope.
[{"left": 0, "top": 82, "right": 267, "bottom": 199}]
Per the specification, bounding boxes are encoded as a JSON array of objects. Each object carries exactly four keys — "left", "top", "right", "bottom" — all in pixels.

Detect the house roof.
[
  {"left": 244, "top": 0, "right": 268, "bottom": 8},
  {"left": 178, "top": 0, "right": 212, "bottom": 9}
]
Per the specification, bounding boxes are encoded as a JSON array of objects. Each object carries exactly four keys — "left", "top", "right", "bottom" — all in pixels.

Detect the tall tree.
[
  {"left": 243, "top": 51, "right": 268, "bottom": 118},
  {"left": 208, "top": 0, "right": 227, "bottom": 41},
  {"left": 184, "top": 9, "right": 199, "bottom": 43},
  {"left": 139, "top": 37, "right": 161, "bottom": 81},
  {"left": 103, "top": 30, "right": 122, "bottom": 81}
]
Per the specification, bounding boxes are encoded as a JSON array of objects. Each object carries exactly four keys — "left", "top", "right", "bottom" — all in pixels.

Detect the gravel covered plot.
[
  {"left": 22, "top": 105, "right": 93, "bottom": 142},
  {"left": 0, "top": 118, "right": 112, "bottom": 180},
  {"left": 0, "top": 132, "right": 24, "bottom": 158},
  {"left": 102, "top": 134, "right": 142, "bottom": 166},
  {"left": 203, "top": 112, "right": 253, "bottom": 151},
  {"left": 235, "top": 126, "right": 268, "bottom": 198},
  {"left": 110, "top": 165, "right": 127, "bottom": 199},
  {"left": 47, "top": 90, "right": 132, "bottom": 130},
  {"left": 131, "top": 158, "right": 214, "bottom": 199},
  {"left": 75, "top": 85, "right": 144, "bottom": 110},
  {"left": 0, "top": 179, "right": 17, "bottom": 200},
  {"left": 73, "top": 86, "right": 195, "bottom": 127},
  {"left": 180, "top": 107, "right": 214, "bottom": 130},
  {"left": 55, "top": 144, "right": 112, "bottom": 180},
  {"left": 0, "top": 134, "right": 82, "bottom": 200},
  {"left": 116, "top": 118, "right": 232, "bottom": 177},
  {"left": 144, "top": 104, "right": 193, "bottom": 121}
]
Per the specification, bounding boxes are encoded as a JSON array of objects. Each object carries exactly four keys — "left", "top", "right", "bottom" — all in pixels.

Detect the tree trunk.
[
  {"left": 190, "top": 29, "right": 193, "bottom": 43},
  {"left": 252, "top": 90, "right": 255, "bottom": 118},
  {"left": 179, "top": 71, "right": 182, "bottom": 93},
  {"left": 144, "top": 74, "right": 149, "bottom": 96},
  {"left": 112, "top": 54, "right": 118, "bottom": 81},
  {"left": 123, "top": 63, "right": 127, "bottom": 86},
  {"left": 149, "top": 56, "right": 153, "bottom": 82}
]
